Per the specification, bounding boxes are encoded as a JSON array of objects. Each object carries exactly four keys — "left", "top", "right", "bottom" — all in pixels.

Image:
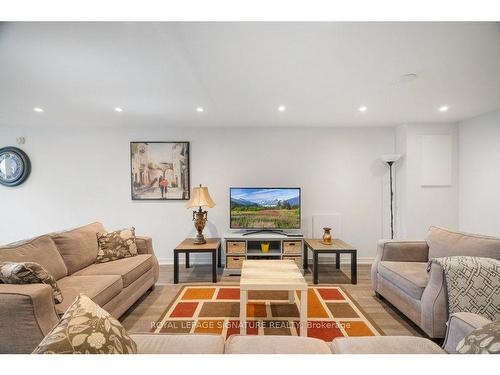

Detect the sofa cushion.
[
  {"left": 444, "top": 312, "right": 493, "bottom": 353},
  {"left": 224, "top": 335, "right": 332, "bottom": 354},
  {"left": 456, "top": 321, "right": 500, "bottom": 354},
  {"left": 73, "top": 254, "right": 153, "bottom": 288},
  {"left": 378, "top": 261, "right": 428, "bottom": 300},
  {"left": 0, "top": 262, "right": 63, "bottom": 304},
  {"left": 33, "top": 294, "right": 137, "bottom": 354},
  {"left": 426, "top": 226, "right": 500, "bottom": 259},
  {"left": 51, "top": 222, "right": 106, "bottom": 274},
  {"left": 0, "top": 235, "right": 68, "bottom": 280},
  {"left": 331, "top": 336, "right": 445, "bottom": 354},
  {"left": 96, "top": 227, "right": 138, "bottom": 264},
  {"left": 55, "top": 274, "right": 122, "bottom": 314},
  {"left": 130, "top": 334, "right": 224, "bottom": 354}
]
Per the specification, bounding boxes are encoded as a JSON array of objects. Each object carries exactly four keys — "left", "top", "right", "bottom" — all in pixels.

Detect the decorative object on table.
[
  {"left": 0, "top": 261, "right": 63, "bottom": 304},
  {"left": 130, "top": 142, "right": 190, "bottom": 200},
  {"left": 380, "top": 154, "right": 402, "bottom": 239},
  {"left": 0, "top": 146, "right": 31, "bottom": 187},
  {"left": 260, "top": 241, "right": 270, "bottom": 253},
  {"left": 322, "top": 227, "right": 333, "bottom": 245},
  {"left": 186, "top": 184, "right": 216, "bottom": 245},
  {"left": 96, "top": 227, "right": 138, "bottom": 263},
  {"left": 33, "top": 294, "right": 137, "bottom": 354}
]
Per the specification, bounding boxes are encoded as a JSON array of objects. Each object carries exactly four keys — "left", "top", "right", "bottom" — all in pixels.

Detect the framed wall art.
[{"left": 130, "top": 142, "right": 190, "bottom": 200}]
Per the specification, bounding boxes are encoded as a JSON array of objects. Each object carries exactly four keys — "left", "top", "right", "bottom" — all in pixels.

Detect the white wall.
[
  {"left": 395, "top": 123, "right": 459, "bottom": 239},
  {"left": 0, "top": 126, "right": 394, "bottom": 263},
  {"left": 459, "top": 109, "right": 500, "bottom": 237}
]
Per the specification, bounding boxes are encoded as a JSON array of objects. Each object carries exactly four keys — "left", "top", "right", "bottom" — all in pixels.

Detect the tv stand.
[
  {"left": 242, "top": 229, "right": 285, "bottom": 236},
  {"left": 223, "top": 232, "right": 305, "bottom": 275}
]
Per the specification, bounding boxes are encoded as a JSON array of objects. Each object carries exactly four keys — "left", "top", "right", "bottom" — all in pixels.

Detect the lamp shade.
[
  {"left": 380, "top": 154, "right": 402, "bottom": 163},
  {"left": 186, "top": 185, "right": 216, "bottom": 209}
]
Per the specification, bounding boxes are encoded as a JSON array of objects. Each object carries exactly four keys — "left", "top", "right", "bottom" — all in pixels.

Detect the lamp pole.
[
  {"left": 381, "top": 154, "right": 401, "bottom": 240},
  {"left": 388, "top": 161, "right": 395, "bottom": 239}
]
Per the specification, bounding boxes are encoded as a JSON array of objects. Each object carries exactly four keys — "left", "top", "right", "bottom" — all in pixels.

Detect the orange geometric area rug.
[{"left": 151, "top": 286, "right": 383, "bottom": 341}]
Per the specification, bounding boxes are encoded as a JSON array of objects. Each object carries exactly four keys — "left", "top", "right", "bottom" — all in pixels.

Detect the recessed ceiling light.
[
  {"left": 33, "top": 107, "right": 44, "bottom": 113},
  {"left": 359, "top": 106, "right": 367, "bottom": 112},
  {"left": 114, "top": 107, "right": 123, "bottom": 113},
  {"left": 196, "top": 107, "right": 204, "bottom": 113},
  {"left": 278, "top": 105, "right": 286, "bottom": 112},
  {"left": 439, "top": 105, "right": 449, "bottom": 112}
]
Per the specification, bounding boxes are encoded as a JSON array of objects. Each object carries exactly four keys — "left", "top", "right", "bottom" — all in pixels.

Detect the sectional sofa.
[
  {"left": 127, "top": 312, "right": 489, "bottom": 354},
  {"left": 0, "top": 222, "right": 159, "bottom": 354}
]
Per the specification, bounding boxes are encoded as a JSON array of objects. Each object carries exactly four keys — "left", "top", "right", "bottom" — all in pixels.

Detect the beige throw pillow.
[
  {"left": 33, "top": 294, "right": 137, "bottom": 354},
  {"left": 0, "top": 261, "right": 63, "bottom": 304},
  {"left": 457, "top": 321, "right": 500, "bottom": 354},
  {"left": 96, "top": 227, "right": 138, "bottom": 263}
]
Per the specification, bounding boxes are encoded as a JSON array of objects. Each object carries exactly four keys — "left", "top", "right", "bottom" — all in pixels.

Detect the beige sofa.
[
  {"left": 0, "top": 222, "right": 159, "bottom": 354},
  {"left": 125, "top": 312, "right": 489, "bottom": 354},
  {"left": 371, "top": 226, "right": 500, "bottom": 338}
]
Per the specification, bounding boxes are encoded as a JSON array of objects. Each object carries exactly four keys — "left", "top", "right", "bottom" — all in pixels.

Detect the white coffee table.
[{"left": 239, "top": 259, "right": 308, "bottom": 336}]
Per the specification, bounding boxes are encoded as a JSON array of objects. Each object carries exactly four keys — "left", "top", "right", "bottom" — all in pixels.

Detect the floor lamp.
[{"left": 381, "top": 154, "right": 401, "bottom": 239}]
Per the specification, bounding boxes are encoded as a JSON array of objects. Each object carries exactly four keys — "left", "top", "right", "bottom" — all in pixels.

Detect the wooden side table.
[
  {"left": 173, "top": 238, "right": 222, "bottom": 284},
  {"left": 303, "top": 239, "right": 357, "bottom": 285}
]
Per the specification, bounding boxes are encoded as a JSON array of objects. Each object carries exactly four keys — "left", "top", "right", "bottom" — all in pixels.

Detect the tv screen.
[{"left": 230, "top": 187, "right": 301, "bottom": 229}]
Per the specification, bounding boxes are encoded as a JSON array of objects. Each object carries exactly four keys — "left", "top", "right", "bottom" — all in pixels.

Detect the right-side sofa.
[
  {"left": 0, "top": 222, "right": 159, "bottom": 354},
  {"left": 371, "top": 226, "right": 500, "bottom": 338}
]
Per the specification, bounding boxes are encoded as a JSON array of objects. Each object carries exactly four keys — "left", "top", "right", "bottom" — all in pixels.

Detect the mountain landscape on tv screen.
[{"left": 230, "top": 189, "right": 300, "bottom": 229}]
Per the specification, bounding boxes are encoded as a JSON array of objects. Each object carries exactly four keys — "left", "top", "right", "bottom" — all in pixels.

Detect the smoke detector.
[{"left": 400, "top": 73, "right": 418, "bottom": 83}]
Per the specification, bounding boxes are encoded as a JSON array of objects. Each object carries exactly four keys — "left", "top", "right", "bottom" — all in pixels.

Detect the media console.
[{"left": 223, "top": 232, "right": 304, "bottom": 275}]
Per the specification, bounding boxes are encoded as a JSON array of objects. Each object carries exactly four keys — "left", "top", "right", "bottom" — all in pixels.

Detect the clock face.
[{"left": 0, "top": 147, "right": 31, "bottom": 186}]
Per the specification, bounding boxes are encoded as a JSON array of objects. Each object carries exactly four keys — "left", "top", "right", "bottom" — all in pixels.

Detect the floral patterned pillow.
[
  {"left": 96, "top": 227, "right": 138, "bottom": 263},
  {"left": 0, "top": 261, "right": 63, "bottom": 304},
  {"left": 33, "top": 294, "right": 137, "bottom": 354},
  {"left": 457, "top": 321, "right": 500, "bottom": 354}
]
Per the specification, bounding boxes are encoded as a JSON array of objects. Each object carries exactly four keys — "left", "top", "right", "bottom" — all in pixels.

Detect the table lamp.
[{"left": 186, "top": 184, "right": 216, "bottom": 244}]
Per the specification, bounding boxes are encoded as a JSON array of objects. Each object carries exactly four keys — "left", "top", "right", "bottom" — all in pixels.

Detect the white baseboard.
[{"left": 158, "top": 257, "right": 374, "bottom": 266}]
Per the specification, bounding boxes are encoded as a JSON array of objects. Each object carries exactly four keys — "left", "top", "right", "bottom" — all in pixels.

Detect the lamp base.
[
  {"left": 193, "top": 234, "right": 206, "bottom": 245},
  {"left": 192, "top": 208, "right": 208, "bottom": 245}
]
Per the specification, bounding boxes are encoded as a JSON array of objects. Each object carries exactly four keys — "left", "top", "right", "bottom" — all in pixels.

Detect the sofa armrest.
[
  {"left": 135, "top": 236, "right": 159, "bottom": 283},
  {"left": 0, "top": 284, "right": 60, "bottom": 353},
  {"left": 443, "top": 312, "right": 492, "bottom": 353},
  {"left": 136, "top": 236, "right": 154, "bottom": 255},
  {"left": 371, "top": 240, "right": 429, "bottom": 291}
]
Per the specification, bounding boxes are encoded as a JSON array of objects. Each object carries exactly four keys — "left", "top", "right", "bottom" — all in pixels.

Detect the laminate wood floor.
[{"left": 120, "top": 263, "right": 425, "bottom": 338}]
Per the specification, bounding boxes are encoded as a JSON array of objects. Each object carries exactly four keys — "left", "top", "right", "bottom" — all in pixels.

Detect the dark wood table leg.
[
  {"left": 351, "top": 252, "right": 357, "bottom": 284},
  {"left": 174, "top": 250, "right": 179, "bottom": 284},
  {"left": 217, "top": 244, "right": 222, "bottom": 268},
  {"left": 313, "top": 251, "right": 319, "bottom": 284},
  {"left": 336, "top": 252, "right": 340, "bottom": 269},
  {"left": 303, "top": 243, "right": 308, "bottom": 270},
  {"left": 212, "top": 250, "right": 217, "bottom": 283},
  {"left": 185, "top": 252, "right": 190, "bottom": 268}
]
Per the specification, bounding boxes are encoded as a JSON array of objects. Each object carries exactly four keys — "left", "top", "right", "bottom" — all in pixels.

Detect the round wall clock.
[{"left": 0, "top": 146, "right": 31, "bottom": 187}]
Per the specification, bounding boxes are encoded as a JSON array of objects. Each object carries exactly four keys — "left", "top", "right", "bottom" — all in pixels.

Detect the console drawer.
[
  {"left": 226, "top": 241, "right": 246, "bottom": 254},
  {"left": 226, "top": 256, "right": 245, "bottom": 269},
  {"left": 284, "top": 256, "right": 302, "bottom": 268},
  {"left": 283, "top": 241, "right": 301, "bottom": 254}
]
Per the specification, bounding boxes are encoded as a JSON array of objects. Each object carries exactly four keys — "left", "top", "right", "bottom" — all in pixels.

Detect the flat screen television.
[{"left": 230, "top": 187, "right": 301, "bottom": 231}]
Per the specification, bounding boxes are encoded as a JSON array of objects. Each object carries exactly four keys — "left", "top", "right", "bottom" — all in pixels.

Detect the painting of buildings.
[{"left": 131, "top": 142, "right": 190, "bottom": 200}]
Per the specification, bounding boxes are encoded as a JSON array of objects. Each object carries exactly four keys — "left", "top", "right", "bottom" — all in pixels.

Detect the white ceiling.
[{"left": 1, "top": 22, "right": 500, "bottom": 128}]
